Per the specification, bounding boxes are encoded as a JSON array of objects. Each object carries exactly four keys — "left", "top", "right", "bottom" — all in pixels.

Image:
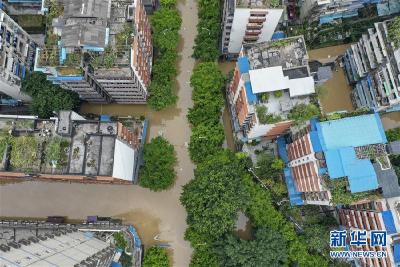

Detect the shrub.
[
  {"left": 386, "top": 128, "right": 400, "bottom": 142},
  {"left": 273, "top": 90, "right": 283, "bottom": 98},
  {"left": 143, "top": 247, "right": 170, "bottom": 267},
  {"left": 140, "top": 136, "right": 177, "bottom": 191},
  {"left": 288, "top": 103, "right": 320, "bottom": 124}
]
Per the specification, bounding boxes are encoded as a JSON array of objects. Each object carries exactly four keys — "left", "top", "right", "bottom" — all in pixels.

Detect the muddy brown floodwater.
[{"left": 0, "top": 0, "right": 199, "bottom": 265}]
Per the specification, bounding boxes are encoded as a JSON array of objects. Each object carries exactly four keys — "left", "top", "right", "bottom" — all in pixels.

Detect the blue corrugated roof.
[
  {"left": 100, "top": 115, "right": 111, "bottom": 122},
  {"left": 394, "top": 243, "right": 400, "bottom": 263},
  {"left": 272, "top": 31, "right": 285, "bottom": 40},
  {"left": 318, "top": 113, "right": 387, "bottom": 150},
  {"left": 381, "top": 210, "right": 397, "bottom": 234},
  {"left": 277, "top": 136, "right": 289, "bottom": 163},
  {"left": 244, "top": 81, "right": 257, "bottom": 104},
  {"left": 238, "top": 57, "right": 250, "bottom": 74},
  {"left": 284, "top": 168, "right": 304, "bottom": 205},
  {"left": 111, "top": 262, "right": 122, "bottom": 267}
]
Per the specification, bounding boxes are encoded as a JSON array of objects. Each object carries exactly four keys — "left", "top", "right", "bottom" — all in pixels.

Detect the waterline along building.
[{"left": 34, "top": 0, "right": 153, "bottom": 104}]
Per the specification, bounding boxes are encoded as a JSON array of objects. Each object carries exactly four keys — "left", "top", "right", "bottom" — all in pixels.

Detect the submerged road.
[{"left": 0, "top": 0, "right": 198, "bottom": 265}]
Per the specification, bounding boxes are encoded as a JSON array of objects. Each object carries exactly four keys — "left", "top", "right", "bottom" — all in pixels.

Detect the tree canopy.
[
  {"left": 181, "top": 151, "right": 250, "bottom": 239},
  {"left": 21, "top": 72, "right": 81, "bottom": 118},
  {"left": 148, "top": 0, "right": 181, "bottom": 110},
  {"left": 140, "top": 136, "right": 177, "bottom": 191},
  {"left": 288, "top": 103, "right": 320, "bottom": 124},
  {"left": 215, "top": 228, "right": 288, "bottom": 267},
  {"left": 143, "top": 247, "right": 170, "bottom": 267}
]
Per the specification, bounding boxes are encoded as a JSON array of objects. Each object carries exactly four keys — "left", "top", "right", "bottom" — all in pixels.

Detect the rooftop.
[
  {"left": 310, "top": 113, "right": 388, "bottom": 193},
  {"left": 235, "top": 0, "right": 281, "bottom": 8},
  {"left": 242, "top": 36, "right": 310, "bottom": 78},
  {"left": 0, "top": 111, "right": 145, "bottom": 182}
]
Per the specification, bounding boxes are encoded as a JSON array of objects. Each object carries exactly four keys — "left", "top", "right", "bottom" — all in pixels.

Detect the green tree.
[
  {"left": 140, "top": 136, "right": 177, "bottom": 191},
  {"left": 189, "top": 123, "right": 225, "bottom": 163},
  {"left": 181, "top": 151, "right": 250, "bottom": 239},
  {"left": 113, "top": 232, "right": 127, "bottom": 249},
  {"left": 21, "top": 72, "right": 81, "bottom": 118},
  {"left": 143, "top": 247, "right": 170, "bottom": 267},
  {"left": 288, "top": 104, "right": 320, "bottom": 124},
  {"left": 255, "top": 152, "right": 284, "bottom": 180},
  {"left": 215, "top": 228, "right": 288, "bottom": 267},
  {"left": 148, "top": 82, "right": 177, "bottom": 111},
  {"left": 386, "top": 128, "right": 400, "bottom": 142},
  {"left": 151, "top": 9, "right": 181, "bottom": 51}
]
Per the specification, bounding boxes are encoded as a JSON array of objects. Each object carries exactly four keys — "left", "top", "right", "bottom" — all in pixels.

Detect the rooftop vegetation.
[
  {"left": 324, "top": 177, "right": 379, "bottom": 205},
  {"left": 10, "top": 136, "right": 40, "bottom": 172},
  {"left": 388, "top": 16, "right": 400, "bottom": 48},
  {"left": 256, "top": 105, "right": 282, "bottom": 124},
  {"left": 386, "top": 127, "right": 400, "bottom": 142},
  {"left": 288, "top": 103, "right": 320, "bottom": 124},
  {"left": 44, "top": 137, "right": 70, "bottom": 169}
]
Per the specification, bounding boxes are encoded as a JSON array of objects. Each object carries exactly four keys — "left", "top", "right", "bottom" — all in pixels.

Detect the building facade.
[
  {"left": 0, "top": 9, "right": 38, "bottom": 100},
  {"left": 221, "top": 0, "right": 283, "bottom": 58},
  {"left": 227, "top": 36, "right": 316, "bottom": 141},
  {"left": 34, "top": 0, "right": 152, "bottom": 104},
  {"left": 343, "top": 20, "right": 400, "bottom": 112}
]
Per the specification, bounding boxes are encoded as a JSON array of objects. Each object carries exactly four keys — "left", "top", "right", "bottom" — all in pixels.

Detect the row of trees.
[
  {"left": 192, "top": 0, "right": 221, "bottom": 61},
  {"left": 147, "top": 0, "right": 182, "bottom": 110},
  {"left": 21, "top": 72, "right": 81, "bottom": 118},
  {"left": 139, "top": 136, "right": 177, "bottom": 191},
  {"left": 187, "top": 63, "right": 226, "bottom": 163}
]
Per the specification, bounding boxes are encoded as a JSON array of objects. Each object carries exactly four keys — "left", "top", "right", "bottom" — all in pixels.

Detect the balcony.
[{"left": 248, "top": 17, "right": 266, "bottom": 23}]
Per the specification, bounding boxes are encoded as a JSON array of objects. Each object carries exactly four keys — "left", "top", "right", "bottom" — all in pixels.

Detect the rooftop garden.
[
  {"left": 0, "top": 134, "right": 12, "bottom": 160},
  {"left": 386, "top": 127, "right": 400, "bottom": 142},
  {"left": 388, "top": 16, "right": 400, "bottom": 49},
  {"left": 89, "top": 47, "right": 118, "bottom": 69},
  {"left": 10, "top": 136, "right": 40, "bottom": 172},
  {"left": 287, "top": 103, "right": 320, "bottom": 124},
  {"left": 324, "top": 177, "right": 379, "bottom": 205},
  {"left": 256, "top": 105, "right": 282, "bottom": 124},
  {"left": 44, "top": 137, "right": 70, "bottom": 169}
]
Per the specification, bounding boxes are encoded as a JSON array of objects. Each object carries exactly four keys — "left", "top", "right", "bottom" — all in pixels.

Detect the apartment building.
[
  {"left": 343, "top": 20, "right": 400, "bottom": 112},
  {"left": 277, "top": 112, "right": 393, "bottom": 205},
  {"left": 0, "top": 111, "right": 146, "bottom": 184},
  {"left": 221, "top": 0, "right": 283, "bottom": 58},
  {"left": 227, "top": 36, "right": 315, "bottom": 141},
  {"left": 338, "top": 197, "right": 400, "bottom": 267},
  {"left": 0, "top": 9, "right": 38, "bottom": 99},
  {"left": 34, "top": 0, "right": 152, "bottom": 104},
  {"left": 299, "top": 0, "right": 399, "bottom": 24}
]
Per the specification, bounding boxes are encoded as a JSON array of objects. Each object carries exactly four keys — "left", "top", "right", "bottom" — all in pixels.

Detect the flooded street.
[
  {"left": 0, "top": 0, "right": 198, "bottom": 265},
  {"left": 308, "top": 44, "right": 354, "bottom": 113}
]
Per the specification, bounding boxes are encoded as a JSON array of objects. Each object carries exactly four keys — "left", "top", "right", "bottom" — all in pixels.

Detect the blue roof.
[
  {"left": 111, "top": 262, "right": 122, "bottom": 267},
  {"left": 317, "top": 113, "right": 387, "bottom": 150},
  {"left": 394, "top": 243, "right": 400, "bottom": 263},
  {"left": 271, "top": 31, "right": 286, "bottom": 40},
  {"left": 244, "top": 81, "right": 257, "bottom": 104},
  {"left": 100, "top": 115, "right": 111, "bottom": 122},
  {"left": 381, "top": 210, "right": 397, "bottom": 234},
  {"left": 284, "top": 168, "right": 304, "bottom": 205},
  {"left": 311, "top": 113, "right": 385, "bottom": 193},
  {"left": 238, "top": 57, "right": 250, "bottom": 74},
  {"left": 277, "top": 136, "right": 289, "bottom": 164}
]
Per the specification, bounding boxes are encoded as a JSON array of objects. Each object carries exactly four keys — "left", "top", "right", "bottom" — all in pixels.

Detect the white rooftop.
[
  {"left": 248, "top": 66, "right": 315, "bottom": 97},
  {"left": 112, "top": 139, "right": 136, "bottom": 181}
]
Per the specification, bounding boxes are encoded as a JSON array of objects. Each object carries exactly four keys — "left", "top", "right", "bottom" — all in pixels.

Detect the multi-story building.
[
  {"left": 0, "top": 217, "right": 143, "bottom": 267},
  {"left": 0, "top": 9, "right": 38, "bottom": 100},
  {"left": 34, "top": 0, "right": 152, "bottom": 104},
  {"left": 220, "top": 0, "right": 284, "bottom": 58},
  {"left": 227, "top": 35, "right": 316, "bottom": 141},
  {"left": 0, "top": 110, "right": 146, "bottom": 184},
  {"left": 338, "top": 197, "right": 400, "bottom": 267},
  {"left": 343, "top": 20, "right": 400, "bottom": 112},
  {"left": 278, "top": 112, "right": 392, "bottom": 205},
  {"left": 299, "top": 0, "right": 400, "bottom": 24}
]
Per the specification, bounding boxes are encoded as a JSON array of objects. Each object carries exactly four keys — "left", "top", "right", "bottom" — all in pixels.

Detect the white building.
[{"left": 221, "top": 0, "right": 283, "bottom": 58}]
